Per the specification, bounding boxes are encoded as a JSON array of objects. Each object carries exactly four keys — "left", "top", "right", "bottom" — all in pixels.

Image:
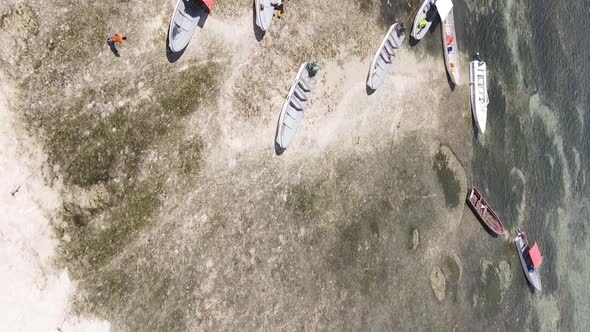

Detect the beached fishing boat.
[
  {"left": 255, "top": 0, "right": 274, "bottom": 31},
  {"left": 466, "top": 186, "right": 505, "bottom": 235},
  {"left": 515, "top": 229, "right": 543, "bottom": 291},
  {"left": 469, "top": 53, "right": 489, "bottom": 133},
  {"left": 366, "top": 23, "right": 406, "bottom": 91},
  {"left": 439, "top": 5, "right": 460, "bottom": 85},
  {"left": 411, "top": 0, "right": 437, "bottom": 41},
  {"left": 168, "top": 0, "right": 215, "bottom": 52},
  {"left": 275, "top": 62, "right": 320, "bottom": 150}
]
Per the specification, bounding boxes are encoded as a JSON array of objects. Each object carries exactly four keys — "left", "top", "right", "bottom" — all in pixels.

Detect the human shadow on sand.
[{"left": 108, "top": 41, "right": 121, "bottom": 57}]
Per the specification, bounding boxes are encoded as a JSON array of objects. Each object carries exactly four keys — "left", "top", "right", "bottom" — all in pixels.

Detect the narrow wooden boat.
[
  {"left": 466, "top": 186, "right": 505, "bottom": 235},
  {"left": 515, "top": 229, "right": 542, "bottom": 291},
  {"left": 440, "top": 8, "right": 460, "bottom": 85}
]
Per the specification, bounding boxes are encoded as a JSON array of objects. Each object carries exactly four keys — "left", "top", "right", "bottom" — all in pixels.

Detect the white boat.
[
  {"left": 255, "top": 0, "right": 274, "bottom": 31},
  {"left": 168, "top": 0, "right": 215, "bottom": 53},
  {"left": 411, "top": 0, "right": 437, "bottom": 41},
  {"left": 469, "top": 53, "right": 489, "bottom": 134},
  {"left": 276, "top": 63, "right": 320, "bottom": 150},
  {"left": 439, "top": 4, "right": 460, "bottom": 85},
  {"left": 367, "top": 23, "right": 406, "bottom": 91}
]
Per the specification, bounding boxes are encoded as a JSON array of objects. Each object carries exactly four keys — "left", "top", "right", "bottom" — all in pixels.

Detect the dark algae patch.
[
  {"left": 433, "top": 148, "right": 461, "bottom": 208},
  {"left": 482, "top": 264, "right": 501, "bottom": 313}
]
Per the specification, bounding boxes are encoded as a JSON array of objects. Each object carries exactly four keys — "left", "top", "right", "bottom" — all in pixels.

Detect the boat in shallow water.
[
  {"left": 275, "top": 63, "right": 320, "bottom": 150},
  {"left": 439, "top": 4, "right": 460, "bottom": 85},
  {"left": 515, "top": 229, "right": 543, "bottom": 291},
  {"left": 411, "top": 0, "right": 437, "bottom": 41},
  {"left": 255, "top": 0, "right": 274, "bottom": 31},
  {"left": 367, "top": 23, "right": 406, "bottom": 91},
  {"left": 168, "top": 0, "right": 215, "bottom": 52},
  {"left": 466, "top": 187, "right": 505, "bottom": 235},
  {"left": 469, "top": 53, "right": 489, "bottom": 134}
]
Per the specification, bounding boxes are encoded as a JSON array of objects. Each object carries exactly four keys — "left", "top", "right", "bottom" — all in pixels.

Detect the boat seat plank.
[{"left": 298, "top": 80, "right": 311, "bottom": 92}]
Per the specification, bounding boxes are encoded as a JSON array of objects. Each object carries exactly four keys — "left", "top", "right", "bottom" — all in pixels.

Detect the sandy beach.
[
  {"left": 0, "top": 83, "right": 109, "bottom": 330},
  {"left": 1, "top": 0, "right": 583, "bottom": 330}
]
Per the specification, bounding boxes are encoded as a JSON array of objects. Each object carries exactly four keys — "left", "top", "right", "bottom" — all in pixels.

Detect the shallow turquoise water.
[{"left": 457, "top": 0, "right": 589, "bottom": 328}]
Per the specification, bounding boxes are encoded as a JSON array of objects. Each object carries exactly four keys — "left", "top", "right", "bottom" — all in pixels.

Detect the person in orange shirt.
[
  {"left": 107, "top": 34, "right": 127, "bottom": 45},
  {"left": 107, "top": 34, "right": 127, "bottom": 57}
]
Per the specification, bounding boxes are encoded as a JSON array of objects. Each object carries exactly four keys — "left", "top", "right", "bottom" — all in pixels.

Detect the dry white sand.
[{"left": 0, "top": 84, "right": 108, "bottom": 331}]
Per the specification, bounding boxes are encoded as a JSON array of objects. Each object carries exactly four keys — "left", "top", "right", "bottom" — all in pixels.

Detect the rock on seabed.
[{"left": 430, "top": 265, "right": 446, "bottom": 301}]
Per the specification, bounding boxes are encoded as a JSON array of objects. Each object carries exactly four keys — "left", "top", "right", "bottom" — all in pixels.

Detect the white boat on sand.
[
  {"left": 411, "top": 0, "right": 437, "bottom": 41},
  {"left": 367, "top": 23, "right": 406, "bottom": 91},
  {"left": 276, "top": 63, "right": 320, "bottom": 150},
  {"left": 439, "top": 2, "right": 460, "bottom": 85},
  {"left": 168, "top": 0, "right": 215, "bottom": 53},
  {"left": 470, "top": 53, "right": 489, "bottom": 134},
  {"left": 255, "top": 0, "right": 274, "bottom": 31}
]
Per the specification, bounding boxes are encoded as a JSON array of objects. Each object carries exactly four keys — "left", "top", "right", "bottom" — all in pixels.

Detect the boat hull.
[
  {"left": 466, "top": 187, "right": 505, "bottom": 235},
  {"left": 411, "top": 0, "right": 435, "bottom": 41},
  {"left": 441, "top": 10, "right": 460, "bottom": 85},
  {"left": 168, "top": 0, "right": 209, "bottom": 53},
  {"left": 515, "top": 233, "right": 542, "bottom": 291},
  {"left": 255, "top": 0, "right": 274, "bottom": 31},
  {"left": 367, "top": 23, "right": 405, "bottom": 91},
  {"left": 469, "top": 59, "right": 488, "bottom": 134},
  {"left": 276, "top": 63, "right": 319, "bottom": 150}
]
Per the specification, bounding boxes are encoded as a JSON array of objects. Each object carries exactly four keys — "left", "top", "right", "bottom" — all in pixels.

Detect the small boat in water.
[
  {"left": 515, "top": 229, "right": 543, "bottom": 291},
  {"left": 466, "top": 186, "right": 505, "bottom": 235},
  {"left": 411, "top": 0, "right": 437, "bottom": 41},
  {"left": 168, "top": 0, "right": 215, "bottom": 53},
  {"left": 439, "top": 4, "right": 460, "bottom": 85},
  {"left": 469, "top": 53, "right": 489, "bottom": 134},
  {"left": 366, "top": 23, "right": 406, "bottom": 91},
  {"left": 275, "top": 62, "right": 320, "bottom": 150},
  {"left": 255, "top": 0, "right": 274, "bottom": 31}
]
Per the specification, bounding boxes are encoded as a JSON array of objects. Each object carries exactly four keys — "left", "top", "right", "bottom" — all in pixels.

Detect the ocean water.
[{"left": 457, "top": 0, "right": 589, "bottom": 329}]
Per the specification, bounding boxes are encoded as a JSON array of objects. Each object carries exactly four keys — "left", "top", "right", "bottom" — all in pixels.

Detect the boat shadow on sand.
[
  {"left": 252, "top": 0, "right": 266, "bottom": 42},
  {"left": 166, "top": 1, "right": 210, "bottom": 63},
  {"left": 273, "top": 116, "right": 286, "bottom": 155},
  {"left": 445, "top": 72, "right": 457, "bottom": 91},
  {"left": 470, "top": 115, "right": 482, "bottom": 139}
]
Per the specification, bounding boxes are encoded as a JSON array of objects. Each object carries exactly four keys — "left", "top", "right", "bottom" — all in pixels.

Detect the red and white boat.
[
  {"left": 515, "top": 229, "right": 542, "bottom": 291},
  {"left": 466, "top": 186, "right": 505, "bottom": 235}
]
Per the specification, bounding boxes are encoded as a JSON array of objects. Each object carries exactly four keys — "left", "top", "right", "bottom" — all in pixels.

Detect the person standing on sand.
[
  {"left": 272, "top": 0, "right": 286, "bottom": 19},
  {"left": 107, "top": 34, "right": 127, "bottom": 46},
  {"left": 107, "top": 34, "right": 127, "bottom": 57}
]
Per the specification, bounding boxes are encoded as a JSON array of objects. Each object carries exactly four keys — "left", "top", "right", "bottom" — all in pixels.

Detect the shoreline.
[{"left": 0, "top": 84, "right": 109, "bottom": 331}]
